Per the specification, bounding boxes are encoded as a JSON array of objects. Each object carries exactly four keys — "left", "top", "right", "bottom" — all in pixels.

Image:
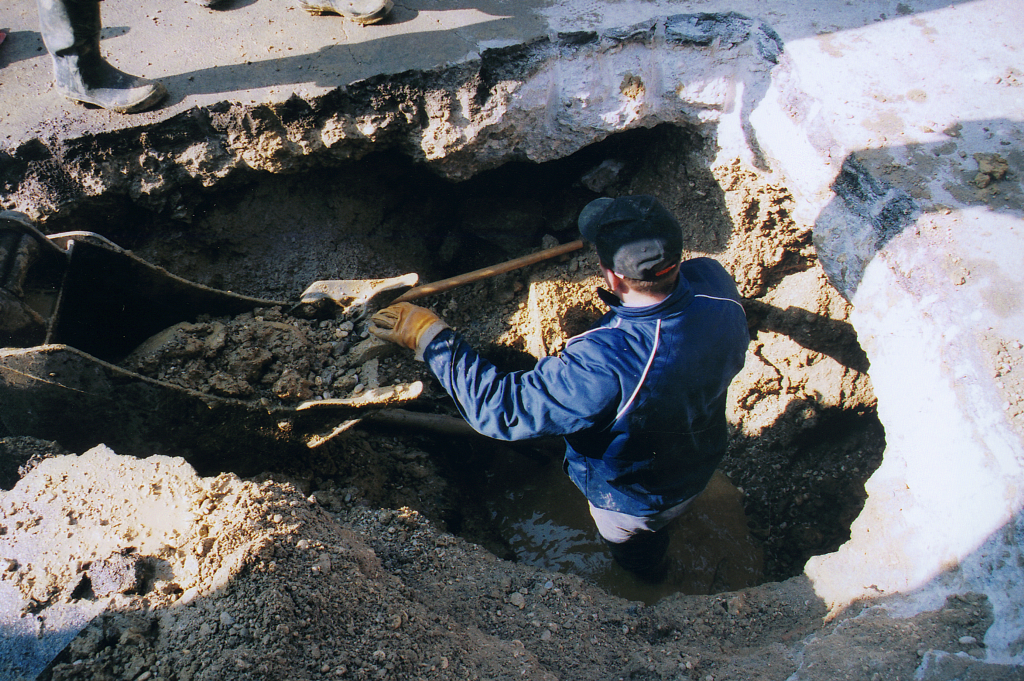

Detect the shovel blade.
[{"left": 299, "top": 272, "right": 419, "bottom": 317}]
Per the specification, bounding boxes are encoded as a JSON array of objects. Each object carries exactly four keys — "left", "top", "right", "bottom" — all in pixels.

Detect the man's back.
[{"left": 563, "top": 257, "right": 749, "bottom": 515}]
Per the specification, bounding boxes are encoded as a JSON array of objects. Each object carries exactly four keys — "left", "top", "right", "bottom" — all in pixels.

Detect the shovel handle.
[{"left": 390, "top": 239, "right": 585, "bottom": 305}]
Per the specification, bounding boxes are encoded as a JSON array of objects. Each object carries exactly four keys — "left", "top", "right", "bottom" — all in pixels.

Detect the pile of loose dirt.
[{"left": 1, "top": 445, "right": 999, "bottom": 681}]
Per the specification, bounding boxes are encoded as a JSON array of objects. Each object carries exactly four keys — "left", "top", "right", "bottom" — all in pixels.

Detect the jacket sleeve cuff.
[{"left": 414, "top": 320, "right": 450, "bottom": 361}]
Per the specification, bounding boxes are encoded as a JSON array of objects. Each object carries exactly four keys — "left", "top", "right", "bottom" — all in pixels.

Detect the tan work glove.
[{"left": 369, "top": 302, "right": 449, "bottom": 361}]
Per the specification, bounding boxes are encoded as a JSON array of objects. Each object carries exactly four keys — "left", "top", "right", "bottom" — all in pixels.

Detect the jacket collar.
[{"left": 596, "top": 274, "right": 694, "bottom": 319}]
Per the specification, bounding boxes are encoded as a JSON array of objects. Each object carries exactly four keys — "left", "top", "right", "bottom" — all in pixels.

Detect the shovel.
[{"left": 298, "top": 239, "right": 585, "bottom": 319}]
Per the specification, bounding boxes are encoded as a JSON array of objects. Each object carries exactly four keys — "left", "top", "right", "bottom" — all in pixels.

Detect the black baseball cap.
[{"left": 577, "top": 195, "right": 683, "bottom": 280}]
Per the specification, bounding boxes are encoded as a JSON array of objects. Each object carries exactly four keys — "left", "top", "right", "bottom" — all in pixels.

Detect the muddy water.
[{"left": 483, "top": 452, "right": 764, "bottom": 605}]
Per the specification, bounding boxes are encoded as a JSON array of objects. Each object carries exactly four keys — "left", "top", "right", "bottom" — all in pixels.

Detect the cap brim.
[{"left": 577, "top": 197, "right": 615, "bottom": 241}]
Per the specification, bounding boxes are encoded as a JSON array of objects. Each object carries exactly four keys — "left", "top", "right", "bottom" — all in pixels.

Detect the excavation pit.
[{"left": 2, "top": 123, "right": 884, "bottom": 604}]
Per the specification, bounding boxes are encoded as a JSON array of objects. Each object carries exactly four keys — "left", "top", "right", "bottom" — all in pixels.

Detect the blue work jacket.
[{"left": 423, "top": 257, "right": 749, "bottom": 517}]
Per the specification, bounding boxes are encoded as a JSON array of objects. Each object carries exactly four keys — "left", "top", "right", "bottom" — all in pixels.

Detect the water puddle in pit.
[{"left": 484, "top": 453, "right": 765, "bottom": 604}]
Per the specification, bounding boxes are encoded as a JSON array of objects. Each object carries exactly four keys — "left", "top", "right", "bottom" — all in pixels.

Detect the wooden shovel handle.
[{"left": 390, "top": 239, "right": 585, "bottom": 305}]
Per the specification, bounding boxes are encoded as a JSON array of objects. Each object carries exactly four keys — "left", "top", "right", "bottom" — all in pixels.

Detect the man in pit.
[{"left": 369, "top": 195, "right": 749, "bottom": 581}]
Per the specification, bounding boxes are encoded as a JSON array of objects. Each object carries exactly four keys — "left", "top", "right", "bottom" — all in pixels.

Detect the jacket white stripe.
[
  {"left": 694, "top": 293, "right": 745, "bottom": 310},
  {"left": 615, "top": 318, "right": 661, "bottom": 423}
]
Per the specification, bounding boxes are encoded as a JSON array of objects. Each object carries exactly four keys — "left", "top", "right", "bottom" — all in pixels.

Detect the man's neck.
[
  {"left": 618, "top": 289, "right": 669, "bottom": 308},
  {"left": 600, "top": 265, "right": 676, "bottom": 307}
]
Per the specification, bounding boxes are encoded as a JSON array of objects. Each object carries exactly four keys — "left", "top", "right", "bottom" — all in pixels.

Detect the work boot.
[
  {"left": 37, "top": 0, "right": 167, "bottom": 113},
  {"left": 296, "top": 0, "right": 394, "bottom": 25}
]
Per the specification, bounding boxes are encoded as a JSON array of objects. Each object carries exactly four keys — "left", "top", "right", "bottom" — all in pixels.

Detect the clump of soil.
[
  {"left": 123, "top": 307, "right": 337, "bottom": 403},
  {"left": 982, "top": 333, "right": 1024, "bottom": 440}
]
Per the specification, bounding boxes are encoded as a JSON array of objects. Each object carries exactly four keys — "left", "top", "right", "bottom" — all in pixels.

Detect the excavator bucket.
[{"left": 0, "top": 213, "right": 420, "bottom": 472}]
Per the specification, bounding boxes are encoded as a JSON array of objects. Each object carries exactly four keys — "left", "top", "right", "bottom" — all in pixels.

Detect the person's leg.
[
  {"left": 589, "top": 500, "right": 694, "bottom": 582},
  {"left": 37, "top": 0, "right": 166, "bottom": 113},
  {"left": 603, "top": 526, "right": 672, "bottom": 582}
]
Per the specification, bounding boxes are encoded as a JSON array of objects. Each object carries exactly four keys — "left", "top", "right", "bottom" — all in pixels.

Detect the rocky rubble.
[{"left": 121, "top": 306, "right": 428, "bottom": 406}]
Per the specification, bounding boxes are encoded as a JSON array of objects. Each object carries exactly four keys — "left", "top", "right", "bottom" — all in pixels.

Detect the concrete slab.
[{"left": 0, "top": 0, "right": 1016, "bottom": 151}]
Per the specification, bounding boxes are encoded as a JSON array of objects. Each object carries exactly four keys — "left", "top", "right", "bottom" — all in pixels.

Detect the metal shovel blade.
[{"left": 298, "top": 273, "right": 419, "bottom": 318}]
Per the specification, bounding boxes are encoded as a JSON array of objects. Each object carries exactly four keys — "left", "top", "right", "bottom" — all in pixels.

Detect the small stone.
[
  {"left": 975, "top": 152, "right": 1008, "bottom": 179},
  {"left": 508, "top": 592, "right": 526, "bottom": 609},
  {"left": 220, "top": 611, "right": 235, "bottom": 627},
  {"left": 272, "top": 368, "right": 314, "bottom": 400},
  {"left": 88, "top": 553, "right": 143, "bottom": 597},
  {"left": 361, "top": 358, "right": 380, "bottom": 390},
  {"left": 347, "top": 336, "right": 393, "bottom": 365},
  {"left": 314, "top": 553, "right": 332, "bottom": 575}
]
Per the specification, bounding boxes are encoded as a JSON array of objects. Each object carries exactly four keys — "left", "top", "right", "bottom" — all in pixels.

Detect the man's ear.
[{"left": 600, "top": 267, "right": 629, "bottom": 296}]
